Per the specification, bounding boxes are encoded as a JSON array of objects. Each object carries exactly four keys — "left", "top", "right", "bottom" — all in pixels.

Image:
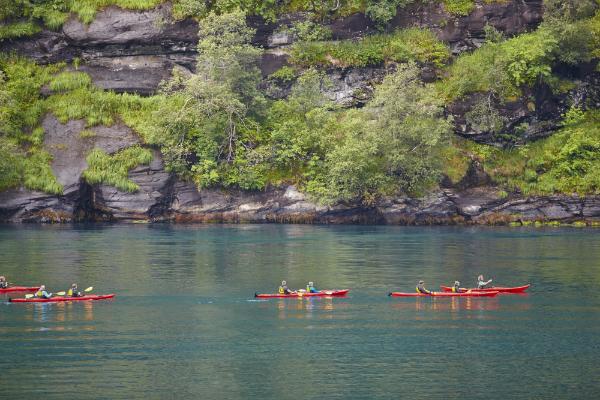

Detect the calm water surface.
[{"left": 1, "top": 225, "right": 599, "bottom": 399}]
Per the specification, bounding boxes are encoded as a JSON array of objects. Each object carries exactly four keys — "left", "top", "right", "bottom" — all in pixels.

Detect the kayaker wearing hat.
[
  {"left": 278, "top": 281, "right": 294, "bottom": 295},
  {"left": 477, "top": 275, "right": 493, "bottom": 289},
  {"left": 416, "top": 280, "right": 432, "bottom": 295},
  {"left": 452, "top": 281, "right": 461, "bottom": 293},
  {"left": 35, "top": 285, "right": 52, "bottom": 299},
  {"left": 306, "top": 281, "right": 319, "bottom": 293},
  {"left": 67, "top": 283, "right": 82, "bottom": 297},
  {"left": 0, "top": 276, "right": 8, "bottom": 289}
]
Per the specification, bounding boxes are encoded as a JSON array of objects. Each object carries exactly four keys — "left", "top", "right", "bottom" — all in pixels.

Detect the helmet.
[
  {"left": 309, "top": 282, "right": 314, "bottom": 286},
  {"left": 282, "top": 281, "right": 286, "bottom": 285},
  {"left": 0, "top": 276, "right": 5, "bottom": 281},
  {"left": 419, "top": 280, "right": 424, "bottom": 284},
  {"left": 478, "top": 275, "right": 484, "bottom": 281},
  {"left": 454, "top": 281, "right": 460, "bottom": 286},
  {"left": 72, "top": 283, "right": 77, "bottom": 288}
]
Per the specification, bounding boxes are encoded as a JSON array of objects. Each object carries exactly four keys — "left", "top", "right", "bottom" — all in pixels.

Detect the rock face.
[{"left": 2, "top": 1, "right": 600, "bottom": 225}]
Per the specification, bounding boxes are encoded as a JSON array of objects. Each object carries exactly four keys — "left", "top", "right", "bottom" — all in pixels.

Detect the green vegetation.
[
  {"left": 268, "top": 66, "right": 297, "bottom": 83},
  {"left": 460, "top": 110, "right": 600, "bottom": 195},
  {"left": 83, "top": 146, "right": 153, "bottom": 192},
  {"left": 290, "top": 28, "right": 450, "bottom": 68},
  {"left": 442, "top": 0, "right": 475, "bottom": 16},
  {"left": 438, "top": 13, "right": 600, "bottom": 102},
  {"left": 0, "top": 21, "right": 40, "bottom": 40},
  {"left": 0, "top": 56, "right": 63, "bottom": 193},
  {"left": 3, "top": 4, "right": 600, "bottom": 206}
]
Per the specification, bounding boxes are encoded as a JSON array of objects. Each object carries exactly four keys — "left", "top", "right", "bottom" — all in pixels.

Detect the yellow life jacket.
[
  {"left": 278, "top": 286, "right": 285, "bottom": 294},
  {"left": 452, "top": 286, "right": 458, "bottom": 293},
  {"left": 306, "top": 285, "right": 311, "bottom": 292},
  {"left": 416, "top": 287, "right": 421, "bottom": 293},
  {"left": 67, "top": 289, "right": 73, "bottom": 296},
  {"left": 35, "top": 290, "right": 43, "bottom": 297}
]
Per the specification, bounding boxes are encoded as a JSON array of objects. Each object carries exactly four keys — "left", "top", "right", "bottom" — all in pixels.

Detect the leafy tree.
[
  {"left": 157, "top": 9, "right": 266, "bottom": 189},
  {"left": 267, "top": 69, "right": 336, "bottom": 178},
  {"left": 310, "top": 62, "right": 451, "bottom": 203}
]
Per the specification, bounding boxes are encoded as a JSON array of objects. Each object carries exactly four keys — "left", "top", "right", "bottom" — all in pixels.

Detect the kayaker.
[
  {"left": 67, "top": 283, "right": 82, "bottom": 297},
  {"left": 452, "top": 281, "right": 461, "bottom": 293},
  {"left": 35, "top": 285, "right": 52, "bottom": 299},
  {"left": 477, "top": 275, "right": 493, "bottom": 289},
  {"left": 278, "top": 281, "right": 294, "bottom": 295},
  {"left": 306, "top": 281, "right": 319, "bottom": 293},
  {"left": 416, "top": 280, "right": 432, "bottom": 295},
  {"left": 0, "top": 276, "right": 7, "bottom": 289}
]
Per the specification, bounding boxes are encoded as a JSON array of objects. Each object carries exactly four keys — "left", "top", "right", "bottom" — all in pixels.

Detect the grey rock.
[{"left": 91, "top": 150, "right": 173, "bottom": 220}]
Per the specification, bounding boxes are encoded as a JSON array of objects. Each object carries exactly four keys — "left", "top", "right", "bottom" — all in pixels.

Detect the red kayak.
[
  {"left": 255, "top": 289, "right": 349, "bottom": 298},
  {"left": 389, "top": 291, "right": 499, "bottom": 297},
  {"left": 439, "top": 284, "right": 530, "bottom": 293},
  {"left": 9, "top": 294, "right": 115, "bottom": 303},
  {"left": 0, "top": 286, "right": 39, "bottom": 294}
]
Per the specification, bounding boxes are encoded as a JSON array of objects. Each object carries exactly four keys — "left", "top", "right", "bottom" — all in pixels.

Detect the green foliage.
[
  {"left": 83, "top": 146, "right": 153, "bottom": 192},
  {"left": 48, "top": 71, "right": 93, "bottom": 92},
  {"left": 454, "top": 110, "right": 600, "bottom": 195},
  {"left": 47, "top": 88, "right": 140, "bottom": 127},
  {"left": 365, "top": 0, "right": 413, "bottom": 27},
  {"left": 290, "top": 28, "right": 450, "bottom": 68},
  {"left": 268, "top": 66, "right": 297, "bottom": 82},
  {"left": 0, "top": 138, "right": 23, "bottom": 191},
  {"left": 288, "top": 20, "right": 332, "bottom": 42},
  {"left": 0, "top": 56, "right": 65, "bottom": 194},
  {"left": 442, "top": 0, "right": 475, "bottom": 16},
  {"left": 22, "top": 150, "right": 63, "bottom": 194},
  {"left": 308, "top": 63, "right": 451, "bottom": 203},
  {"left": 0, "top": 21, "right": 40, "bottom": 40},
  {"left": 266, "top": 69, "right": 336, "bottom": 180},
  {"left": 438, "top": 14, "right": 600, "bottom": 102}
]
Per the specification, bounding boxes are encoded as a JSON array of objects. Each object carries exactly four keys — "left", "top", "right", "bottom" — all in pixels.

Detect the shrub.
[{"left": 290, "top": 28, "right": 449, "bottom": 68}]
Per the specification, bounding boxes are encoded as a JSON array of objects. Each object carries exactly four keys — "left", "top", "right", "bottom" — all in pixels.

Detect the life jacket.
[
  {"left": 452, "top": 286, "right": 459, "bottom": 293},
  {"left": 35, "top": 290, "right": 44, "bottom": 297},
  {"left": 278, "top": 286, "right": 285, "bottom": 294}
]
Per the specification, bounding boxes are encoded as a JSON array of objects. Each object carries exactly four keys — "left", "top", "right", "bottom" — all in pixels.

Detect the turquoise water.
[{"left": 1, "top": 225, "right": 599, "bottom": 399}]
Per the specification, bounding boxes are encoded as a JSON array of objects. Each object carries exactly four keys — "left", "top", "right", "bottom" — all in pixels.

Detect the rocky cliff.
[{"left": 2, "top": 1, "right": 600, "bottom": 225}]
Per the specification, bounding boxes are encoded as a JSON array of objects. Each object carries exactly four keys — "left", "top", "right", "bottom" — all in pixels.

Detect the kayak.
[
  {"left": 0, "top": 286, "right": 39, "bottom": 294},
  {"left": 255, "top": 289, "right": 349, "bottom": 298},
  {"left": 439, "top": 284, "right": 531, "bottom": 293},
  {"left": 389, "top": 291, "right": 499, "bottom": 297},
  {"left": 9, "top": 294, "right": 115, "bottom": 303}
]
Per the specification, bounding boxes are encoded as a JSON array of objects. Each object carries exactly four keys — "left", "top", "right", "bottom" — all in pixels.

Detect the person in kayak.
[
  {"left": 35, "top": 285, "right": 52, "bottom": 299},
  {"left": 278, "top": 281, "right": 294, "bottom": 295},
  {"left": 67, "top": 283, "right": 82, "bottom": 297},
  {"left": 452, "top": 281, "right": 461, "bottom": 293},
  {"left": 0, "top": 276, "right": 8, "bottom": 289},
  {"left": 416, "top": 280, "right": 432, "bottom": 295},
  {"left": 306, "top": 282, "right": 319, "bottom": 293},
  {"left": 477, "top": 275, "right": 493, "bottom": 289}
]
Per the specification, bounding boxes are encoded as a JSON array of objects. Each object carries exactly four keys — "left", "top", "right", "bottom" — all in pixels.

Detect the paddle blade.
[
  {"left": 84, "top": 286, "right": 93, "bottom": 292},
  {"left": 56, "top": 291, "right": 66, "bottom": 296},
  {"left": 25, "top": 294, "right": 34, "bottom": 299}
]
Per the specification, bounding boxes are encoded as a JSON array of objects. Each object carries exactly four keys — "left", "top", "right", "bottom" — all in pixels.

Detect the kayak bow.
[
  {"left": 255, "top": 289, "right": 349, "bottom": 298},
  {"left": 9, "top": 294, "right": 115, "bottom": 303},
  {"left": 0, "top": 286, "right": 39, "bottom": 294},
  {"left": 389, "top": 291, "right": 499, "bottom": 297},
  {"left": 439, "top": 284, "right": 530, "bottom": 293}
]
